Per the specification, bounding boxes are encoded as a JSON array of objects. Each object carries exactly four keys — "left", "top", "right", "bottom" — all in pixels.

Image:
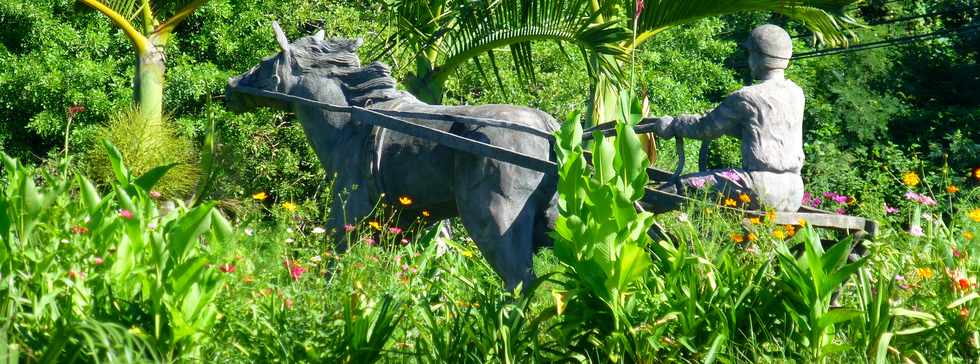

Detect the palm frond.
[
  {"left": 79, "top": 0, "right": 207, "bottom": 47},
  {"left": 630, "top": 0, "right": 862, "bottom": 48}
]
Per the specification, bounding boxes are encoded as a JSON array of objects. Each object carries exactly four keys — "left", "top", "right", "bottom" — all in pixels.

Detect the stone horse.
[{"left": 225, "top": 24, "right": 559, "bottom": 290}]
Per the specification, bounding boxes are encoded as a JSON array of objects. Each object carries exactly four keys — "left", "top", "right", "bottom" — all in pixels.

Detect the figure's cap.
[{"left": 742, "top": 24, "right": 793, "bottom": 69}]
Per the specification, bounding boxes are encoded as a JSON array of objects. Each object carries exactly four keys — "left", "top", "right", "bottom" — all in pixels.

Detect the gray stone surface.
[
  {"left": 225, "top": 23, "right": 558, "bottom": 290},
  {"left": 642, "top": 24, "right": 806, "bottom": 211}
]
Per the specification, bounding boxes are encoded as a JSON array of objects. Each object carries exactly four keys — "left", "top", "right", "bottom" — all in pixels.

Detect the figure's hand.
[{"left": 638, "top": 117, "right": 675, "bottom": 138}]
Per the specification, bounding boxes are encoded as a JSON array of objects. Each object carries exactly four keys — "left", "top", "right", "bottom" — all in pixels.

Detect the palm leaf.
[
  {"left": 79, "top": 0, "right": 208, "bottom": 49},
  {"left": 630, "top": 0, "right": 861, "bottom": 49}
]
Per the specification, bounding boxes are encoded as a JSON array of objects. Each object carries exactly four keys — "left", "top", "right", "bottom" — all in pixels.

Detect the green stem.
[{"left": 134, "top": 41, "right": 166, "bottom": 126}]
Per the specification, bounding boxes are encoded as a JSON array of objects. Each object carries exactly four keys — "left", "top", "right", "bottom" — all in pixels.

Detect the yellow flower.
[
  {"left": 252, "top": 191, "right": 268, "bottom": 201},
  {"left": 724, "top": 198, "right": 737, "bottom": 207},
  {"left": 281, "top": 201, "right": 298, "bottom": 211},
  {"left": 766, "top": 210, "right": 777, "bottom": 222},
  {"left": 749, "top": 217, "right": 761, "bottom": 225},
  {"left": 969, "top": 209, "right": 980, "bottom": 223},
  {"left": 797, "top": 218, "right": 807, "bottom": 226},
  {"left": 973, "top": 167, "right": 980, "bottom": 181},
  {"left": 461, "top": 250, "right": 474, "bottom": 258},
  {"left": 739, "top": 193, "right": 751, "bottom": 204},
  {"left": 965, "top": 231, "right": 975, "bottom": 240},
  {"left": 368, "top": 221, "right": 382, "bottom": 231},
  {"left": 947, "top": 185, "right": 960, "bottom": 194},
  {"left": 731, "top": 233, "right": 745, "bottom": 243},
  {"left": 747, "top": 233, "right": 758, "bottom": 242},
  {"left": 917, "top": 267, "right": 934, "bottom": 279},
  {"left": 772, "top": 229, "right": 786, "bottom": 240},
  {"left": 902, "top": 171, "right": 920, "bottom": 187},
  {"left": 398, "top": 196, "right": 413, "bottom": 206},
  {"left": 421, "top": 210, "right": 431, "bottom": 217}
]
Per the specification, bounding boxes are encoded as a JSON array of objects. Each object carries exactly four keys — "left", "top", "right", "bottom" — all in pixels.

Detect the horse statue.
[{"left": 225, "top": 23, "right": 559, "bottom": 290}]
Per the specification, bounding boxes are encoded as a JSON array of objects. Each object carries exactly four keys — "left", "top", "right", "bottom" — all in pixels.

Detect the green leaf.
[
  {"left": 209, "top": 209, "right": 234, "bottom": 243},
  {"left": 946, "top": 292, "right": 980, "bottom": 309},
  {"left": 102, "top": 139, "right": 130, "bottom": 185},
  {"left": 133, "top": 163, "right": 178, "bottom": 192},
  {"left": 77, "top": 174, "right": 102, "bottom": 212},
  {"left": 874, "top": 332, "right": 893, "bottom": 364},
  {"left": 166, "top": 203, "right": 215, "bottom": 262},
  {"left": 816, "top": 309, "right": 862, "bottom": 330}
]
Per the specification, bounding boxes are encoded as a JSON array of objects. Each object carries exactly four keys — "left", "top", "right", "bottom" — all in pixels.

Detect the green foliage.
[
  {"left": 84, "top": 107, "right": 200, "bottom": 198},
  {"left": 0, "top": 142, "right": 231, "bottom": 361}
]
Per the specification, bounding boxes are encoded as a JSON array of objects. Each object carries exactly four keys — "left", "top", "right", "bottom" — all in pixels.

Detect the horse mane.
[{"left": 291, "top": 37, "right": 409, "bottom": 107}]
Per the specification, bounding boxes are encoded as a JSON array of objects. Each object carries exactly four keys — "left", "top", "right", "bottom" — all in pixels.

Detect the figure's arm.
[{"left": 639, "top": 93, "right": 753, "bottom": 140}]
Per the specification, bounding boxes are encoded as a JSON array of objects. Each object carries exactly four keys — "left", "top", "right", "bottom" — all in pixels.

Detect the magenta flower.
[
  {"left": 364, "top": 237, "right": 376, "bottom": 246},
  {"left": 904, "top": 191, "right": 938, "bottom": 206},
  {"left": 810, "top": 197, "right": 823, "bottom": 208},
  {"left": 389, "top": 227, "right": 403, "bottom": 234},
  {"left": 802, "top": 192, "right": 813, "bottom": 205},
  {"left": 118, "top": 209, "right": 134, "bottom": 220},
  {"left": 832, "top": 194, "right": 849, "bottom": 204}
]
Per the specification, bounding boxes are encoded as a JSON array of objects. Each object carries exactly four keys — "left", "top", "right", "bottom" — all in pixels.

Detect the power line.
[{"left": 730, "top": 23, "right": 980, "bottom": 67}]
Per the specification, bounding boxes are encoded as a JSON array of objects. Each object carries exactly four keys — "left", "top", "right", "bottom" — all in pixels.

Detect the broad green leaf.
[
  {"left": 166, "top": 203, "right": 215, "bottom": 262},
  {"left": 874, "top": 332, "right": 893, "bottom": 364},
  {"left": 133, "top": 163, "right": 178, "bottom": 192},
  {"left": 76, "top": 174, "right": 101, "bottom": 211},
  {"left": 209, "top": 209, "right": 234, "bottom": 243},
  {"left": 816, "top": 309, "right": 862, "bottom": 330},
  {"left": 102, "top": 140, "right": 130, "bottom": 185},
  {"left": 946, "top": 292, "right": 980, "bottom": 309}
]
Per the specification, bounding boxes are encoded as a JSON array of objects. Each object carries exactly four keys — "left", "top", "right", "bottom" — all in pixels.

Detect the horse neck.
[{"left": 289, "top": 82, "right": 370, "bottom": 174}]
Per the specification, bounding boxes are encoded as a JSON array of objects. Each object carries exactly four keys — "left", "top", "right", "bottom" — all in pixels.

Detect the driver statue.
[{"left": 641, "top": 24, "right": 805, "bottom": 211}]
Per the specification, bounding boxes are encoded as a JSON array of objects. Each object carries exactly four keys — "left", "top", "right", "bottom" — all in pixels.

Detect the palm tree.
[
  {"left": 78, "top": 0, "right": 209, "bottom": 125},
  {"left": 374, "top": 0, "right": 860, "bottom": 110}
]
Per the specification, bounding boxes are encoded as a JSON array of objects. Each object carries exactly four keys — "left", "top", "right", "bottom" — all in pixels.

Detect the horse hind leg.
[{"left": 454, "top": 161, "right": 538, "bottom": 291}]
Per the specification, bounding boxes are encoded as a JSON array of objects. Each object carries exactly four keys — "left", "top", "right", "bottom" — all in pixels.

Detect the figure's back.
[{"left": 738, "top": 79, "right": 805, "bottom": 175}]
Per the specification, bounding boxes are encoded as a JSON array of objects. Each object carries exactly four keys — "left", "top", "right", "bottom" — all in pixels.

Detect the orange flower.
[
  {"left": 739, "top": 193, "right": 751, "bottom": 204},
  {"left": 958, "top": 277, "right": 972, "bottom": 291},
  {"left": 961, "top": 306, "right": 970, "bottom": 319},
  {"left": 947, "top": 185, "right": 960, "bottom": 194},
  {"left": 785, "top": 224, "right": 796, "bottom": 237},
  {"left": 731, "top": 233, "right": 745, "bottom": 243},
  {"left": 747, "top": 233, "right": 758, "bottom": 242},
  {"left": 724, "top": 198, "right": 737, "bottom": 207},
  {"left": 973, "top": 166, "right": 980, "bottom": 181},
  {"left": 398, "top": 196, "right": 413, "bottom": 206}
]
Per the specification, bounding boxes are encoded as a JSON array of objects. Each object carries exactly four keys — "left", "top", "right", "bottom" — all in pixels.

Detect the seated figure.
[{"left": 641, "top": 24, "right": 805, "bottom": 211}]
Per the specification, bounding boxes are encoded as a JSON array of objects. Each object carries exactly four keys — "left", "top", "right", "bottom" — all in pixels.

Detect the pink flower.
[
  {"left": 823, "top": 192, "right": 838, "bottom": 199},
  {"left": 283, "top": 260, "right": 305, "bottom": 281},
  {"left": 720, "top": 170, "right": 741, "bottom": 182},
  {"left": 93, "top": 257, "right": 104, "bottom": 265},
  {"left": 219, "top": 263, "right": 236, "bottom": 273},
  {"left": 884, "top": 203, "right": 899, "bottom": 214},
  {"left": 909, "top": 226, "right": 924, "bottom": 237},
  {"left": 149, "top": 191, "right": 162, "bottom": 199},
  {"left": 118, "top": 209, "right": 134, "bottom": 220},
  {"left": 832, "top": 194, "right": 849, "bottom": 204},
  {"left": 389, "top": 227, "right": 403, "bottom": 234},
  {"left": 835, "top": 208, "right": 846, "bottom": 215},
  {"left": 364, "top": 237, "right": 376, "bottom": 246},
  {"left": 810, "top": 197, "right": 823, "bottom": 208},
  {"left": 904, "top": 191, "right": 937, "bottom": 206},
  {"left": 401, "top": 238, "right": 410, "bottom": 245},
  {"left": 344, "top": 224, "right": 355, "bottom": 233},
  {"left": 802, "top": 192, "right": 813, "bottom": 205},
  {"left": 689, "top": 177, "right": 707, "bottom": 189},
  {"left": 284, "top": 298, "right": 294, "bottom": 309}
]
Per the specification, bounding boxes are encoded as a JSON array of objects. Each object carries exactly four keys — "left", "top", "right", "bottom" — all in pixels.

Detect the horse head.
[{"left": 225, "top": 22, "right": 366, "bottom": 115}]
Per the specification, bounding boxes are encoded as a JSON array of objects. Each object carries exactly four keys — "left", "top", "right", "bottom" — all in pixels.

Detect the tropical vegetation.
[{"left": 0, "top": 0, "right": 978, "bottom": 362}]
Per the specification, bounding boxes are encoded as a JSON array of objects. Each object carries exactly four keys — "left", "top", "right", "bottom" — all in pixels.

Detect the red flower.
[
  {"left": 283, "top": 260, "right": 305, "bottom": 281},
  {"left": 958, "top": 278, "right": 971, "bottom": 291},
  {"left": 67, "top": 105, "right": 86, "bottom": 118},
  {"left": 219, "top": 263, "right": 236, "bottom": 273},
  {"left": 71, "top": 225, "right": 89, "bottom": 234}
]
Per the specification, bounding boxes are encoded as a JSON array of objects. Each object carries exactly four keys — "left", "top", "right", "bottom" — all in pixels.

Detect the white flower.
[
  {"left": 285, "top": 238, "right": 294, "bottom": 244},
  {"left": 244, "top": 228, "right": 254, "bottom": 237},
  {"left": 677, "top": 213, "right": 689, "bottom": 223},
  {"left": 60, "top": 239, "right": 70, "bottom": 244},
  {"left": 311, "top": 255, "right": 322, "bottom": 263},
  {"left": 312, "top": 227, "right": 326, "bottom": 234},
  {"left": 286, "top": 228, "right": 294, "bottom": 234},
  {"left": 148, "top": 222, "right": 158, "bottom": 230}
]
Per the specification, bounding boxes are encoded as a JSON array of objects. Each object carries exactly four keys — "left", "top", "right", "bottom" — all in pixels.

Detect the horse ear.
[
  {"left": 272, "top": 21, "right": 291, "bottom": 52},
  {"left": 313, "top": 29, "right": 325, "bottom": 42}
]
